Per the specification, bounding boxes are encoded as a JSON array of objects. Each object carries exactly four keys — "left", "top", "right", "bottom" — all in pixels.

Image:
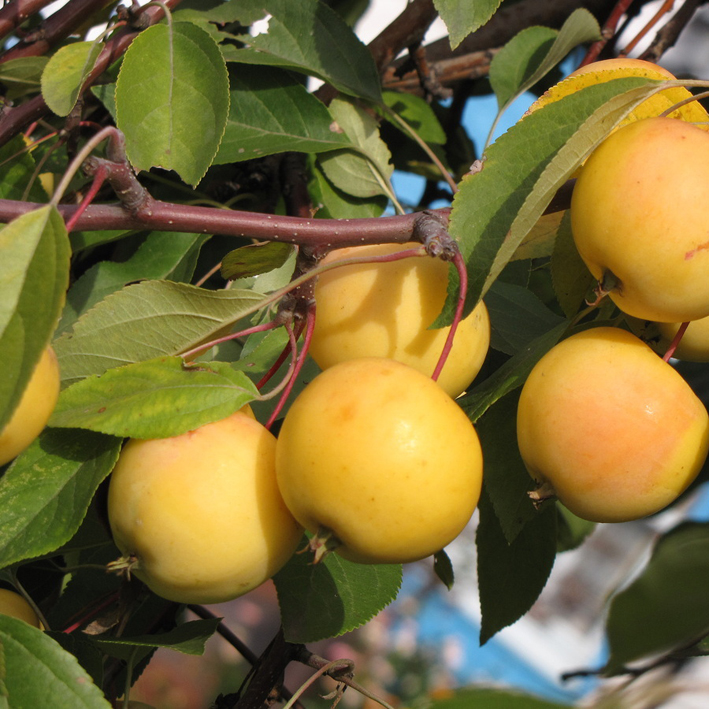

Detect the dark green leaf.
[
  {"left": 0, "top": 429, "right": 120, "bottom": 569},
  {"left": 551, "top": 210, "right": 594, "bottom": 318},
  {"left": 433, "top": 550, "right": 455, "bottom": 590},
  {"left": 45, "top": 633, "right": 104, "bottom": 688},
  {"left": 460, "top": 321, "right": 567, "bottom": 423},
  {"left": 382, "top": 91, "right": 446, "bottom": 144},
  {"left": 555, "top": 504, "right": 595, "bottom": 553},
  {"left": 0, "top": 207, "right": 69, "bottom": 431},
  {"left": 0, "top": 135, "right": 48, "bottom": 203},
  {"left": 477, "top": 489, "right": 556, "bottom": 644},
  {"left": 476, "top": 392, "right": 537, "bottom": 544},
  {"left": 221, "top": 0, "right": 381, "bottom": 102},
  {"left": 116, "top": 22, "right": 230, "bottom": 186},
  {"left": 58, "top": 231, "right": 210, "bottom": 335},
  {"left": 274, "top": 543, "right": 402, "bottom": 643},
  {"left": 50, "top": 357, "right": 258, "bottom": 439},
  {"left": 221, "top": 241, "right": 293, "bottom": 280},
  {"left": 434, "top": 0, "right": 502, "bottom": 49},
  {"left": 605, "top": 522, "right": 709, "bottom": 673},
  {"left": 216, "top": 65, "right": 350, "bottom": 164},
  {"left": 0, "top": 615, "right": 111, "bottom": 708},
  {"left": 41, "top": 41, "right": 103, "bottom": 116},
  {"left": 486, "top": 281, "right": 565, "bottom": 355},
  {"left": 54, "top": 280, "right": 265, "bottom": 386},
  {"left": 94, "top": 618, "right": 221, "bottom": 659}
]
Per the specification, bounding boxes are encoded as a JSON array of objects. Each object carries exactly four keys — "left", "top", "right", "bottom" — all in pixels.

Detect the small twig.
[
  {"left": 620, "top": 0, "right": 675, "bottom": 56},
  {"left": 641, "top": 0, "right": 704, "bottom": 62},
  {"left": 580, "top": 0, "right": 636, "bottom": 67},
  {"left": 186, "top": 605, "right": 259, "bottom": 665},
  {"left": 64, "top": 161, "right": 107, "bottom": 231},
  {"left": 282, "top": 659, "right": 353, "bottom": 709}
]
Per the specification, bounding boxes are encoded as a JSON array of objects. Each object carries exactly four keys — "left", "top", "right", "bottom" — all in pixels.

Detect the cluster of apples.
[
  {"left": 108, "top": 244, "right": 490, "bottom": 604},
  {"left": 516, "top": 59, "right": 709, "bottom": 523}
]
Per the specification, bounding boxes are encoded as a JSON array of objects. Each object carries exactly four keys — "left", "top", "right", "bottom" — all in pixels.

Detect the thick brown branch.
[
  {"left": 0, "top": 0, "right": 55, "bottom": 43},
  {"left": 0, "top": 0, "right": 116, "bottom": 62},
  {"left": 641, "top": 0, "right": 705, "bottom": 63}
]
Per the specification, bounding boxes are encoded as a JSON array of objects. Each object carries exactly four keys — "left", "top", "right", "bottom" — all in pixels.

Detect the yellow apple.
[
  {"left": 310, "top": 243, "right": 490, "bottom": 398},
  {"left": 571, "top": 117, "right": 709, "bottom": 323},
  {"left": 517, "top": 327, "right": 709, "bottom": 522},
  {"left": 0, "top": 588, "right": 41, "bottom": 628},
  {"left": 107, "top": 411, "right": 303, "bottom": 604},
  {"left": 275, "top": 358, "right": 483, "bottom": 564},
  {"left": 0, "top": 346, "right": 60, "bottom": 467}
]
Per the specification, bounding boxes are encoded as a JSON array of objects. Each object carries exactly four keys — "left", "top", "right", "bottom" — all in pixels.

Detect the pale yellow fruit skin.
[
  {"left": 0, "top": 346, "right": 60, "bottom": 466},
  {"left": 517, "top": 327, "right": 709, "bottom": 523},
  {"left": 275, "top": 358, "right": 484, "bottom": 564},
  {"left": 310, "top": 243, "right": 490, "bottom": 398},
  {"left": 0, "top": 589, "right": 41, "bottom": 627},
  {"left": 571, "top": 117, "right": 709, "bottom": 323},
  {"left": 108, "top": 412, "right": 303, "bottom": 604}
]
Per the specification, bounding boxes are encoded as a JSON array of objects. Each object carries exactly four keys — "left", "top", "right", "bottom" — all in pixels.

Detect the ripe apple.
[
  {"left": 0, "top": 588, "right": 41, "bottom": 627},
  {"left": 309, "top": 243, "right": 490, "bottom": 398},
  {"left": 275, "top": 357, "right": 483, "bottom": 564},
  {"left": 107, "top": 411, "right": 303, "bottom": 604},
  {"left": 0, "top": 346, "right": 60, "bottom": 467},
  {"left": 570, "top": 117, "right": 709, "bottom": 323},
  {"left": 517, "top": 327, "right": 709, "bottom": 522}
]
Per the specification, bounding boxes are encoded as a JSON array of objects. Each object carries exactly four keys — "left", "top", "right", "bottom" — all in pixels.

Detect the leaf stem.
[
  {"left": 663, "top": 321, "right": 689, "bottom": 362},
  {"left": 281, "top": 659, "right": 353, "bottom": 709}
]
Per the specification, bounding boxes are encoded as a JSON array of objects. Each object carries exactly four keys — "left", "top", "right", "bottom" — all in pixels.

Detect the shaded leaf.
[
  {"left": 605, "top": 522, "right": 709, "bottom": 673},
  {"left": 0, "top": 207, "right": 69, "bottom": 431},
  {"left": 555, "top": 504, "right": 595, "bottom": 553},
  {"left": 0, "top": 57, "right": 48, "bottom": 91},
  {"left": 551, "top": 210, "right": 594, "bottom": 318},
  {"left": 513, "top": 211, "right": 564, "bottom": 261},
  {"left": 430, "top": 687, "right": 572, "bottom": 709},
  {"left": 50, "top": 357, "right": 258, "bottom": 439},
  {"left": 477, "top": 489, "right": 556, "bottom": 644},
  {"left": 0, "top": 615, "right": 111, "bottom": 708},
  {"left": 216, "top": 65, "right": 350, "bottom": 164},
  {"left": 0, "top": 429, "right": 120, "bottom": 570},
  {"left": 486, "top": 281, "right": 565, "bottom": 356},
  {"left": 222, "top": 241, "right": 293, "bottom": 280},
  {"left": 274, "top": 543, "right": 402, "bottom": 643},
  {"left": 94, "top": 618, "right": 221, "bottom": 659},
  {"left": 434, "top": 0, "right": 502, "bottom": 50},
  {"left": 0, "top": 135, "right": 48, "bottom": 202},
  {"left": 433, "top": 550, "right": 455, "bottom": 590},
  {"left": 53, "top": 280, "right": 265, "bottom": 387},
  {"left": 116, "top": 22, "right": 230, "bottom": 186},
  {"left": 382, "top": 91, "right": 446, "bottom": 144},
  {"left": 318, "top": 97, "right": 393, "bottom": 199},
  {"left": 41, "top": 41, "right": 103, "bottom": 116},
  {"left": 221, "top": 0, "right": 381, "bottom": 102},
  {"left": 476, "top": 392, "right": 537, "bottom": 544}
]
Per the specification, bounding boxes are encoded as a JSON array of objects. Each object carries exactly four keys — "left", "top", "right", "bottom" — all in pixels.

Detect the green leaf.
[
  {"left": 53, "top": 280, "right": 265, "bottom": 387},
  {"left": 116, "top": 21, "right": 230, "bottom": 186},
  {"left": 0, "top": 615, "right": 111, "bottom": 708},
  {"left": 0, "top": 207, "right": 69, "bottom": 431},
  {"left": 490, "top": 10, "right": 600, "bottom": 112},
  {"left": 221, "top": 241, "right": 293, "bottom": 280},
  {"left": 0, "top": 136, "right": 48, "bottom": 203},
  {"left": 433, "top": 550, "right": 455, "bottom": 590},
  {"left": 41, "top": 41, "right": 103, "bottom": 116},
  {"left": 318, "top": 97, "right": 394, "bottom": 199},
  {"left": 94, "top": 618, "right": 221, "bottom": 660},
  {"left": 216, "top": 65, "right": 350, "bottom": 164},
  {"left": 58, "top": 231, "right": 210, "bottom": 335},
  {"left": 274, "top": 544, "right": 402, "bottom": 643},
  {"left": 50, "top": 357, "right": 258, "bottom": 439},
  {"left": 430, "top": 687, "right": 572, "bottom": 709},
  {"left": 0, "top": 57, "right": 48, "bottom": 89},
  {"left": 45, "top": 633, "right": 104, "bottom": 689},
  {"left": 434, "top": 0, "right": 502, "bottom": 49},
  {"left": 0, "top": 428, "right": 120, "bottom": 570},
  {"left": 486, "top": 281, "right": 565, "bottom": 356},
  {"left": 476, "top": 392, "right": 537, "bottom": 544},
  {"left": 90, "top": 83, "right": 117, "bottom": 121},
  {"left": 445, "top": 77, "right": 664, "bottom": 324},
  {"left": 382, "top": 91, "right": 447, "bottom": 144},
  {"left": 460, "top": 321, "right": 567, "bottom": 423},
  {"left": 551, "top": 210, "right": 594, "bottom": 318},
  {"left": 605, "top": 522, "right": 709, "bottom": 673},
  {"left": 477, "top": 489, "right": 556, "bottom": 644},
  {"left": 221, "top": 0, "right": 381, "bottom": 102}
]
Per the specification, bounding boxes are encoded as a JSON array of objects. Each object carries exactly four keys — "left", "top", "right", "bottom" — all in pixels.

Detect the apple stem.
[
  {"left": 528, "top": 481, "right": 557, "bottom": 509},
  {"left": 264, "top": 304, "right": 316, "bottom": 430},
  {"left": 432, "top": 248, "right": 468, "bottom": 384},
  {"left": 663, "top": 321, "right": 690, "bottom": 362},
  {"left": 257, "top": 319, "right": 306, "bottom": 391},
  {"left": 308, "top": 526, "right": 343, "bottom": 564},
  {"left": 179, "top": 319, "right": 280, "bottom": 361}
]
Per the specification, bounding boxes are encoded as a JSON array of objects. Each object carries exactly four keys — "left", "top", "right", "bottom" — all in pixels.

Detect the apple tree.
[{"left": 2, "top": 0, "right": 709, "bottom": 707}]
